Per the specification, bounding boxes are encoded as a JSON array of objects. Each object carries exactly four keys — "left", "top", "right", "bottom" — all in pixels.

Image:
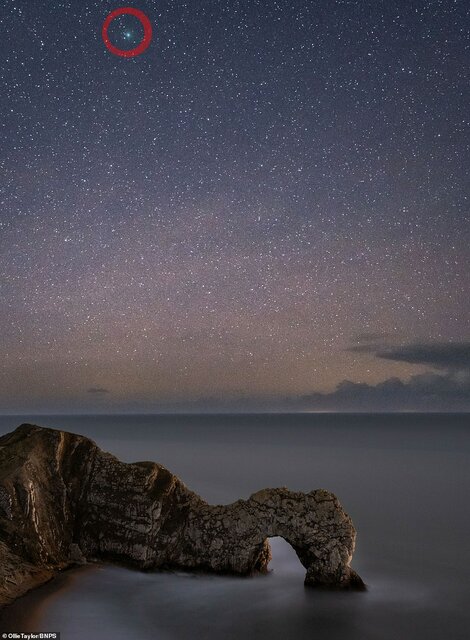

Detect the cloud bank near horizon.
[
  {"left": 1, "top": 341, "right": 468, "bottom": 414},
  {"left": 83, "top": 340, "right": 470, "bottom": 413},
  {"left": 181, "top": 340, "right": 470, "bottom": 412}
]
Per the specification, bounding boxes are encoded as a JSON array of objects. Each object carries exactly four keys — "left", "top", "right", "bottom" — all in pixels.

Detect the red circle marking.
[{"left": 102, "top": 7, "right": 152, "bottom": 58}]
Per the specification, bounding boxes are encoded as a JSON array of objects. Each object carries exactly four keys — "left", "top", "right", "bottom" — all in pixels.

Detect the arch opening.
[{"left": 266, "top": 536, "right": 306, "bottom": 578}]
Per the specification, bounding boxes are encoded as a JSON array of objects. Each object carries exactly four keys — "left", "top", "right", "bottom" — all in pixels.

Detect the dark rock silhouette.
[{"left": 0, "top": 424, "right": 364, "bottom": 606}]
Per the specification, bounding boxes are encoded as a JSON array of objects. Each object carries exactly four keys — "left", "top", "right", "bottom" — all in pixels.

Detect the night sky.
[{"left": 1, "top": 0, "right": 469, "bottom": 412}]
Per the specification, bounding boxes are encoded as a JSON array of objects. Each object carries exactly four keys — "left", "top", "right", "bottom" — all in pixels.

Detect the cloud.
[
  {"left": 347, "top": 340, "right": 470, "bottom": 371},
  {"left": 327, "top": 340, "right": 470, "bottom": 410},
  {"left": 86, "top": 387, "right": 110, "bottom": 394},
  {"left": 110, "top": 369, "right": 469, "bottom": 412},
  {"left": 295, "top": 371, "right": 470, "bottom": 412},
  {"left": 375, "top": 342, "right": 470, "bottom": 371},
  {"left": 308, "top": 340, "right": 470, "bottom": 411}
]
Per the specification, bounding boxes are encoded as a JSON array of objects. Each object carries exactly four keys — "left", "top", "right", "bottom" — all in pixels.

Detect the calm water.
[{"left": 1, "top": 413, "right": 469, "bottom": 639}]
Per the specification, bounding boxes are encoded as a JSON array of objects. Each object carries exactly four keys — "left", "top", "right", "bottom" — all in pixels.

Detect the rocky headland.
[{"left": 0, "top": 424, "right": 364, "bottom": 607}]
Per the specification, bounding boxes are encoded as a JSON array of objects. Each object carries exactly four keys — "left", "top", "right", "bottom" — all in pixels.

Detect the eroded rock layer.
[{"left": 0, "top": 424, "right": 364, "bottom": 606}]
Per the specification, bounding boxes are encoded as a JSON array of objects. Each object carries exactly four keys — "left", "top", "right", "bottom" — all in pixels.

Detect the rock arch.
[
  {"left": 0, "top": 425, "right": 364, "bottom": 607},
  {"left": 182, "top": 488, "right": 364, "bottom": 589}
]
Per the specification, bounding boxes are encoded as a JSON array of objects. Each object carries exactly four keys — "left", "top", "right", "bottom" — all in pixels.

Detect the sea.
[{"left": 0, "top": 413, "right": 469, "bottom": 640}]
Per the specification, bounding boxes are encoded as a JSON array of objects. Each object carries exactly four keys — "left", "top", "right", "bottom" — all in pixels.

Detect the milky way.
[{"left": 1, "top": 1, "right": 469, "bottom": 412}]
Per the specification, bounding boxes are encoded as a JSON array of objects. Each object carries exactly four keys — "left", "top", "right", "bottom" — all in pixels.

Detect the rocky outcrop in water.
[{"left": 0, "top": 424, "right": 364, "bottom": 606}]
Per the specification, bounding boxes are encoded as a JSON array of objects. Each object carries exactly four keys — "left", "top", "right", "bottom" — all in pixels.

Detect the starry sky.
[{"left": 0, "top": 0, "right": 469, "bottom": 413}]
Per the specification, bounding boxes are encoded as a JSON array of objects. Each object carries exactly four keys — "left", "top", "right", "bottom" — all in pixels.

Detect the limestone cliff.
[{"left": 0, "top": 424, "right": 364, "bottom": 606}]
